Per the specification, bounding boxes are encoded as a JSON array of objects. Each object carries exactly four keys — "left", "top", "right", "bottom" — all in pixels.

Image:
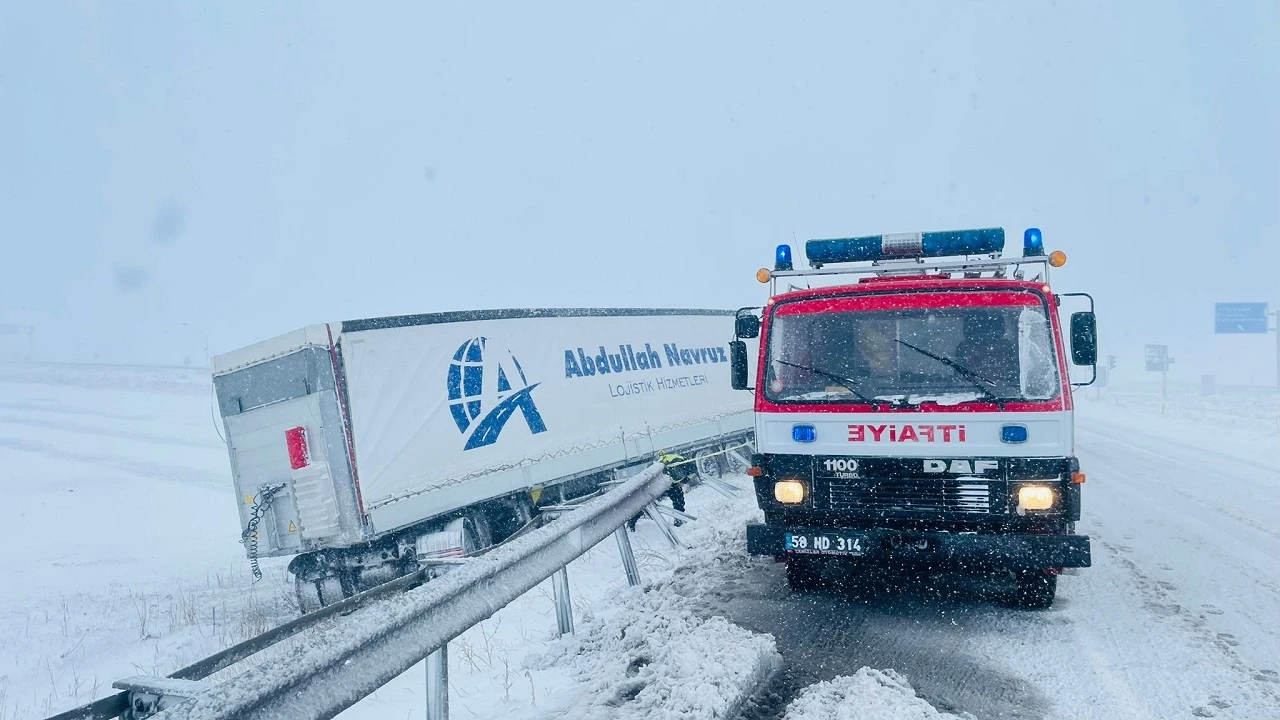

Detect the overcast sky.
[{"left": 2, "top": 2, "right": 1277, "bottom": 384}]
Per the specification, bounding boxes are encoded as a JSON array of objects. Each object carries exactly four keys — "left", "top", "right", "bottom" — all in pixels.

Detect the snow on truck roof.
[
  {"left": 211, "top": 324, "right": 335, "bottom": 376},
  {"left": 211, "top": 308, "right": 735, "bottom": 376}
]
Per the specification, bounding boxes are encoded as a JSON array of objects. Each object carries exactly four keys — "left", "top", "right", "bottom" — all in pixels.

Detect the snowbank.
[
  {"left": 781, "top": 669, "right": 969, "bottom": 720},
  {"left": 537, "top": 586, "right": 778, "bottom": 719},
  {"left": 509, "top": 475, "right": 782, "bottom": 719}
]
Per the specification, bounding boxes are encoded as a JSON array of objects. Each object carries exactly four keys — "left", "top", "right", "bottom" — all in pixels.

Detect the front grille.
[{"left": 828, "top": 478, "right": 991, "bottom": 514}]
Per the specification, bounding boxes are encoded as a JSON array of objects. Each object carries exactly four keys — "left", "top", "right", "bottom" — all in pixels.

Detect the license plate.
[{"left": 784, "top": 532, "right": 865, "bottom": 556}]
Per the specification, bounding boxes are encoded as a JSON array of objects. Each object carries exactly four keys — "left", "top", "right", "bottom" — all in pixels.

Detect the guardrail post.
[
  {"left": 614, "top": 526, "right": 642, "bottom": 587},
  {"left": 551, "top": 566, "right": 574, "bottom": 636},
  {"left": 426, "top": 644, "right": 448, "bottom": 720}
]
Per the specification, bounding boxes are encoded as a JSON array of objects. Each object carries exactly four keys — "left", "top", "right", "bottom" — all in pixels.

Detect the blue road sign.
[{"left": 1214, "top": 303, "right": 1269, "bottom": 334}]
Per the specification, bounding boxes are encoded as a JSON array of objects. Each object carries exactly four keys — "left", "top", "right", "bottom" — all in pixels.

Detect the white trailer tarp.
[{"left": 339, "top": 312, "right": 753, "bottom": 522}]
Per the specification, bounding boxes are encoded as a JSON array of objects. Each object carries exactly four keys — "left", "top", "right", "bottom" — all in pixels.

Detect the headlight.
[
  {"left": 774, "top": 480, "right": 806, "bottom": 504},
  {"left": 1017, "top": 484, "right": 1056, "bottom": 512}
]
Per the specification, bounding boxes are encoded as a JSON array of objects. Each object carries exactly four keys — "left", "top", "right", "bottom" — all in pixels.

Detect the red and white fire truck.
[{"left": 729, "top": 227, "right": 1095, "bottom": 608}]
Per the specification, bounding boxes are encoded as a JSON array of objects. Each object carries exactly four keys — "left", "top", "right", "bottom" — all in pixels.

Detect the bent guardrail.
[
  {"left": 65, "top": 462, "right": 671, "bottom": 720},
  {"left": 46, "top": 439, "right": 754, "bottom": 720}
]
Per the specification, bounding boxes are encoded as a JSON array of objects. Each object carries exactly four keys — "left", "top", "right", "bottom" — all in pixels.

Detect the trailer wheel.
[
  {"left": 722, "top": 444, "right": 750, "bottom": 475},
  {"left": 1012, "top": 571, "right": 1057, "bottom": 609},
  {"left": 693, "top": 449, "right": 719, "bottom": 484},
  {"left": 296, "top": 574, "right": 345, "bottom": 614},
  {"left": 483, "top": 497, "right": 534, "bottom": 544},
  {"left": 786, "top": 558, "right": 823, "bottom": 591},
  {"left": 295, "top": 577, "right": 322, "bottom": 614}
]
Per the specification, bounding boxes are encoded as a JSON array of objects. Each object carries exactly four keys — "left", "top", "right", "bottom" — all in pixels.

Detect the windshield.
[{"left": 765, "top": 300, "right": 1060, "bottom": 405}]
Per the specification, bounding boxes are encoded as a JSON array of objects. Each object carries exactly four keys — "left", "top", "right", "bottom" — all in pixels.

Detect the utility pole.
[{"left": 1161, "top": 354, "right": 1177, "bottom": 415}]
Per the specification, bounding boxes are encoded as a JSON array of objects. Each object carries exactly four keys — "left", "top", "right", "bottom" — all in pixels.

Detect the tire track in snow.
[
  {"left": 0, "top": 435, "right": 229, "bottom": 490},
  {"left": 719, "top": 565, "right": 1051, "bottom": 720},
  {"left": 0, "top": 412, "right": 215, "bottom": 449}
]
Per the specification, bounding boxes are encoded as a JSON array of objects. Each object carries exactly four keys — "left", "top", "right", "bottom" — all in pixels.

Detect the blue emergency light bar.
[{"left": 804, "top": 227, "right": 1006, "bottom": 267}]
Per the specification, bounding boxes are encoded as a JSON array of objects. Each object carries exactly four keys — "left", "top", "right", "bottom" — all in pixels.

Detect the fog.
[{"left": 2, "top": 2, "right": 1276, "bottom": 384}]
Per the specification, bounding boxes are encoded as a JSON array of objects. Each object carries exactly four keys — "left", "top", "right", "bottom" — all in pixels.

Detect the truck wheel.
[
  {"left": 1012, "top": 571, "right": 1057, "bottom": 609},
  {"left": 786, "top": 558, "right": 823, "bottom": 591},
  {"left": 483, "top": 497, "right": 533, "bottom": 544},
  {"left": 723, "top": 445, "right": 750, "bottom": 475},
  {"left": 296, "top": 574, "right": 345, "bottom": 614},
  {"left": 693, "top": 449, "right": 719, "bottom": 484}
]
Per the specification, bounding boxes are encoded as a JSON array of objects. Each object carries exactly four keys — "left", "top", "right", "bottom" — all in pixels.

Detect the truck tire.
[
  {"left": 483, "top": 497, "right": 533, "bottom": 545},
  {"left": 786, "top": 558, "right": 823, "bottom": 591},
  {"left": 693, "top": 449, "right": 719, "bottom": 484},
  {"left": 1012, "top": 571, "right": 1057, "bottom": 609},
  {"left": 296, "top": 573, "right": 346, "bottom": 614}
]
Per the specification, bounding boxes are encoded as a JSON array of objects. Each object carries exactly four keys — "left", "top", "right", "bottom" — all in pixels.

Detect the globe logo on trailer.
[{"left": 447, "top": 337, "right": 547, "bottom": 450}]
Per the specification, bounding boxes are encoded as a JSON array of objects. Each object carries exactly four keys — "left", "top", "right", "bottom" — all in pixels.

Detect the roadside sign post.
[{"left": 1145, "top": 344, "right": 1172, "bottom": 414}]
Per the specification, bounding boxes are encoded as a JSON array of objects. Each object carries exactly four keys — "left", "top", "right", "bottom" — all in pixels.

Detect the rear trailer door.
[
  {"left": 336, "top": 310, "right": 756, "bottom": 533},
  {"left": 214, "top": 341, "right": 363, "bottom": 558}
]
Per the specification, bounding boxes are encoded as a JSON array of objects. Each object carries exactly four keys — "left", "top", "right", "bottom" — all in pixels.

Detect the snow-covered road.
[{"left": 719, "top": 401, "right": 1280, "bottom": 720}]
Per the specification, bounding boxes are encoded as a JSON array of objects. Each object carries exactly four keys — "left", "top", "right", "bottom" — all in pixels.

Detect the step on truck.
[
  {"left": 729, "top": 228, "right": 1095, "bottom": 608},
  {"left": 212, "top": 308, "right": 755, "bottom": 612}
]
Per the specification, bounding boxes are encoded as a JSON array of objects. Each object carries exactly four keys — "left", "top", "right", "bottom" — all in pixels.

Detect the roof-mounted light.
[
  {"left": 1048, "top": 250, "right": 1067, "bottom": 268},
  {"left": 756, "top": 267, "right": 772, "bottom": 283},
  {"left": 805, "top": 227, "right": 1005, "bottom": 267},
  {"left": 775, "top": 244, "right": 793, "bottom": 271},
  {"left": 1023, "top": 227, "right": 1044, "bottom": 257}
]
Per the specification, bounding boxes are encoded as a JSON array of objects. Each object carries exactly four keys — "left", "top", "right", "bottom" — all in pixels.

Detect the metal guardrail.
[
  {"left": 45, "top": 438, "right": 755, "bottom": 720},
  {"left": 115, "top": 462, "right": 673, "bottom": 720}
]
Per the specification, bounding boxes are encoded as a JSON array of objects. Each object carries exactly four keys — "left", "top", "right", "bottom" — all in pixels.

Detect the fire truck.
[{"left": 728, "top": 227, "right": 1095, "bottom": 608}]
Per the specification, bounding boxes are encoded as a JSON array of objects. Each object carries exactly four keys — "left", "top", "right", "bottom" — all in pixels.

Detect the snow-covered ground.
[
  {"left": 5, "top": 368, "right": 1278, "bottom": 720},
  {"left": 781, "top": 670, "right": 967, "bottom": 720},
  {"left": 0, "top": 366, "right": 781, "bottom": 719},
  {"left": 0, "top": 368, "right": 298, "bottom": 718}
]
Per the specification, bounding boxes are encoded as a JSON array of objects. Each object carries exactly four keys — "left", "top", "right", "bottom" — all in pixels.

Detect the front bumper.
[{"left": 746, "top": 523, "right": 1091, "bottom": 569}]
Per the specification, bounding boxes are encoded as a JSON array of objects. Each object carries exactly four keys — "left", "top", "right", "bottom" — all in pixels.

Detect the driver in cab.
[
  {"left": 955, "top": 313, "right": 1018, "bottom": 387},
  {"left": 848, "top": 323, "right": 896, "bottom": 379}
]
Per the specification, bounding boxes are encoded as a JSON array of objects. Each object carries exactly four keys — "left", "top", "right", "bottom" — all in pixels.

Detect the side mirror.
[
  {"left": 729, "top": 340, "right": 750, "bottom": 390},
  {"left": 735, "top": 313, "right": 760, "bottom": 339},
  {"left": 1070, "top": 312, "right": 1098, "bottom": 366}
]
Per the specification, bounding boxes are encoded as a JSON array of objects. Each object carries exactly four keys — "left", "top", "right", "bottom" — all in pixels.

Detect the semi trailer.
[{"left": 212, "top": 308, "right": 755, "bottom": 611}]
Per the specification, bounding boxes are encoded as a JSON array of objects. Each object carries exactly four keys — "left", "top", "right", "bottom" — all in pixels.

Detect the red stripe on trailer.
[{"left": 327, "top": 323, "right": 367, "bottom": 522}]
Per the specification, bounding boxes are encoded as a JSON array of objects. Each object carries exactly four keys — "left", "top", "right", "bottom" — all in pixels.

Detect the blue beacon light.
[
  {"left": 775, "top": 244, "right": 794, "bottom": 271},
  {"left": 1023, "top": 228, "right": 1044, "bottom": 257}
]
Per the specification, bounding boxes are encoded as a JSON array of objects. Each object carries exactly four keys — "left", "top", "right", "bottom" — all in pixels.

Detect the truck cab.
[{"left": 730, "top": 227, "right": 1095, "bottom": 608}]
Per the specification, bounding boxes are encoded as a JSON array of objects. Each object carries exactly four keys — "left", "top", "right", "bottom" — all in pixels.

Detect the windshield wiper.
[
  {"left": 892, "top": 339, "right": 1007, "bottom": 409},
  {"left": 772, "top": 359, "right": 884, "bottom": 410}
]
